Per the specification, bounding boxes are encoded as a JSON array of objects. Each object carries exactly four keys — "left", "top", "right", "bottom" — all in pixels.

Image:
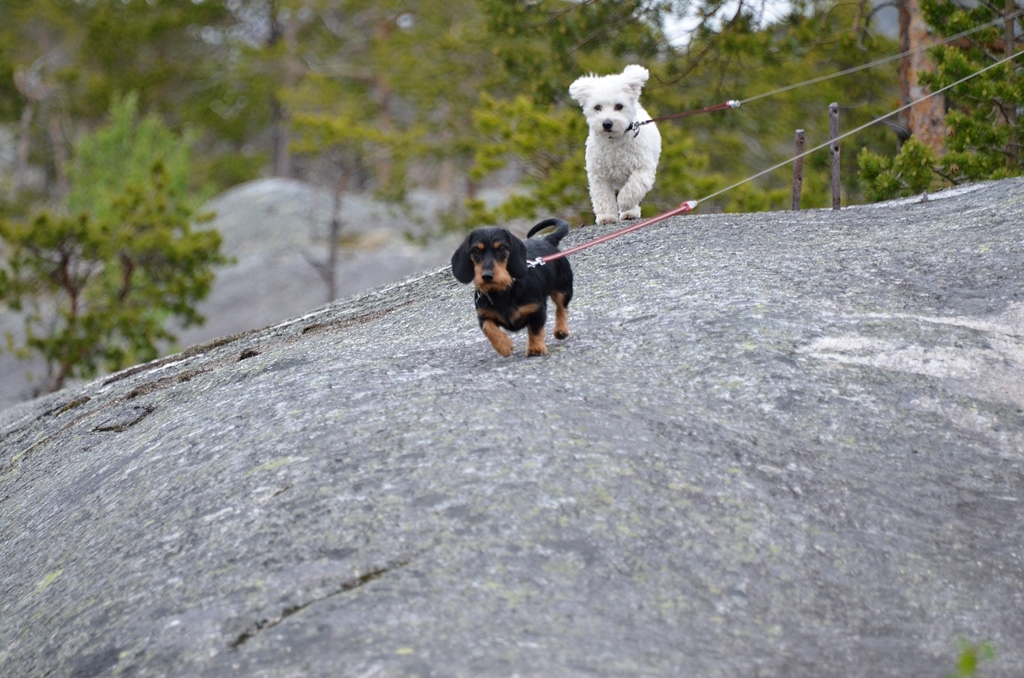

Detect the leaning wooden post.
[
  {"left": 829, "top": 103, "right": 840, "bottom": 210},
  {"left": 792, "top": 129, "right": 805, "bottom": 210}
]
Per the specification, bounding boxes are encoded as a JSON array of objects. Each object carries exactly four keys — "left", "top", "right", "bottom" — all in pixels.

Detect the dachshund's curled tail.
[{"left": 526, "top": 218, "right": 571, "bottom": 247}]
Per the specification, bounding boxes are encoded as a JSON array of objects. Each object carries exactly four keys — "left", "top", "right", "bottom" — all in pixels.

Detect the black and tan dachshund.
[{"left": 451, "top": 218, "right": 574, "bottom": 357}]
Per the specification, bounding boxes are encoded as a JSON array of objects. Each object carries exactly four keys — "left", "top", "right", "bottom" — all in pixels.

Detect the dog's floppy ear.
[
  {"left": 568, "top": 76, "right": 593, "bottom": 106},
  {"left": 506, "top": 233, "right": 529, "bottom": 280},
  {"left": 451, "top": 236, "right": 476, "bottom": 284},
  {"left": 621, "top": 64, "right": 650, "bottom": 97}
]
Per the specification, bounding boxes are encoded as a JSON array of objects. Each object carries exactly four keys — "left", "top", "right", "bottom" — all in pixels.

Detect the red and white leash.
[{"left": 528, "top": 200, "right": 698, "bottom": 267}]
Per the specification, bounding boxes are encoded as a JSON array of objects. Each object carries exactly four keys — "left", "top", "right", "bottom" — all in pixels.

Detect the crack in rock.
[
  {"left": 92, "top": 404, "right": 156, "bottom": 433},
  {"left": 227, "top": 559, "right": 409, "bottom": 650}
]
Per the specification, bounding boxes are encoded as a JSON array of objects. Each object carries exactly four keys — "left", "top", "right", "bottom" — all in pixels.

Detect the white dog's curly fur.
[{"left": 569, "top": 64, "right": 661, "bottom": 225}]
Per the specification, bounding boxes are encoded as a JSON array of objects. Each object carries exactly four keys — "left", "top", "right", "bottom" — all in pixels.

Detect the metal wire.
[
  {"left": 698, "top": 48, "right": 1024, "bottom": 207},
  {"left": 739, "top": 8, "right": 1024, "bottom": 105}
]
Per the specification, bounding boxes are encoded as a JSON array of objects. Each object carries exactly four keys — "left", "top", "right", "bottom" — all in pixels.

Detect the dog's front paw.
[
  {"left": 482, "top": 321, "right": 515, "bottom": 357},
  {"left": 526, "top": 344, "right": 548, "bottom": 357},
  {"left": 492, "top": 338, "right": 514, "bottom": 357},
  {"left": 595, "top": 212, "right": 618, "bottom": 225},
  {"left": 554, "top": 328, "right": 570, "bottom": 340},
  {"left": 619, "top": 207, "right": 642, "bottom": 220}
]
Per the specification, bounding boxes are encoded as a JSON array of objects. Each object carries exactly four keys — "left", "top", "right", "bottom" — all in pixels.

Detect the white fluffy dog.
[{"left": 569, "top": 64, "right": 661, "bottom": 225}]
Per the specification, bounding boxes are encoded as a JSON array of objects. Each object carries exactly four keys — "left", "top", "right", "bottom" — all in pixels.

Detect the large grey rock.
[
  {"left": 1, "top": 179, "right": 1022, "bottom": 677},
  {"left": 174, "top": 178, "right": 459, "bottom": 349}
]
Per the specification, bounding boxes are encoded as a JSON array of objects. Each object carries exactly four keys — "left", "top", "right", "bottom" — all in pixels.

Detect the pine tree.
[
  {"left": 858, "top": 0, "right": 1023, "bottom": 199},
  {"left": 0, "top": 94, "right": 227, "bottom": 394}
]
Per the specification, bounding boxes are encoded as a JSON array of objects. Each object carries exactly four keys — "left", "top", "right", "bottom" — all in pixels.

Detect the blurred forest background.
[{"left": 0, "top": 0, "right": 1021, "bottom": 400}]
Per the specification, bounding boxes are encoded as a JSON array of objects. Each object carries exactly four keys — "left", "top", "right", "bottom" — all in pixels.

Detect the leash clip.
[
  {"left": 526, "top": 257, "right": 546, "bottom": 268},
  {"left": 629, "top": 120, "right": 645, "bottom": 138},
  {"left": 727, "top": 100, "right": 741, "bottom": 109}
]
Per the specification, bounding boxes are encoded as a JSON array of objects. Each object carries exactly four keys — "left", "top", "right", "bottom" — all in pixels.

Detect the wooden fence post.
[
  {"left": 792, "top": 129, "right": 805, "bottom": 211},
  {"left": 829, "top": 103, "right": 840, "bottom": 210}
]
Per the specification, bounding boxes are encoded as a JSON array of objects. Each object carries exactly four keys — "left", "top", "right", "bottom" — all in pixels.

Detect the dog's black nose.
[
  {"left": 602, "top": 120, "right": 614, "bottom": 132},
  {"left": 482, "top": 269, "right": 494, "bottom": 282}
]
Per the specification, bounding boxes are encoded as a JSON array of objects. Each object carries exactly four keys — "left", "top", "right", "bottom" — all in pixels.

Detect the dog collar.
[
  {"left": 475, "top": 278, "right": 518, "bottom": 305},
  {"left": 626, "top": 120, "right": 647, "bottom": 138}
]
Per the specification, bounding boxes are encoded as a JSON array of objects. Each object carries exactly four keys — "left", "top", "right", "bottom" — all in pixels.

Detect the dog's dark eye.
[
  {"left": 594, "top": 105, "right": 602, "bottom": 112},
  {"left": 614, "top": 103, "right": 624, "bottom": 111}
]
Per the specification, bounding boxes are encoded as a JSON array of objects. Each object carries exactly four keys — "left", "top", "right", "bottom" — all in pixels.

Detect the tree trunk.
[
  {"left": 372, "top": 18, "right": 395, "bottom": 190},
  {"left": 897, "top": 0, "right": 946, "bottom": 155},
  {"left": 267, "top": 1, "right": 294, "bottom": 178},
  {"left": 16, "top": 102, "right": 34, "bottom": 191},
  {"left": 48, "top": 112, "right": 70, "bottom": 200},
  {"left": 325, "top": 167, "right": 350, "bottom": 302},
  {"left": 1003, "top": 0, "right": 1019, "bottom": 169},
  {"left": 271, "top": 97, "right": 292, "bottom": 178}
]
